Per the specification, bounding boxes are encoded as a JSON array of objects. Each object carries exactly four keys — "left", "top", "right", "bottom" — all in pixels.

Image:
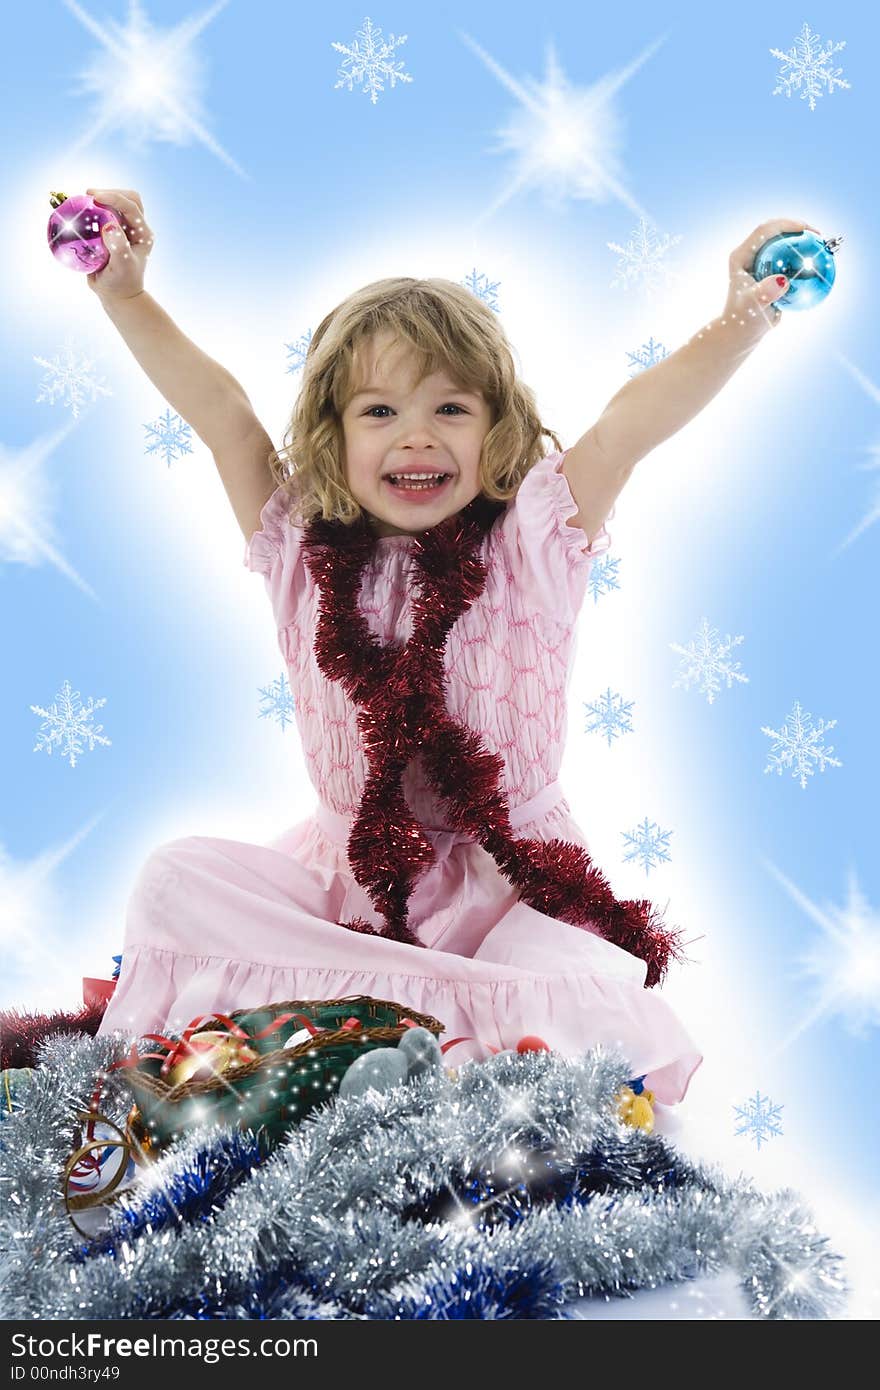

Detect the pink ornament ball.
[
  {"left": 47, "top": 191, "right": 121, "bottom": 273},
  {"left": 516, "top": 1035, "right": 550, "bottom": 1053}
]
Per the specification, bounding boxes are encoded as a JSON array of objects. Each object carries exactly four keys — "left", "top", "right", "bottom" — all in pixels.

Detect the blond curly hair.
[{"left": 268, "top": 276, "right": 563, "bottom": 526}]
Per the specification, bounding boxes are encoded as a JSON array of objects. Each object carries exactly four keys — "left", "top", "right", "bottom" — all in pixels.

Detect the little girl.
[{"left": 90, "top": 188, "right": 815, "bottom": 1107}]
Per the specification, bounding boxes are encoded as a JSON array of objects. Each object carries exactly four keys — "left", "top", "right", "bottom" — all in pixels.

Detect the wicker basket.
[{"left": 123, "top": 995, "right": 444, "bottom": 1153}]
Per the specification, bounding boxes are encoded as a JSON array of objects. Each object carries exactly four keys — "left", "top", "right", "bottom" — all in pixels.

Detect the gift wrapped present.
[
  {"left": 82, "top": 977, "right": 116, "bottom": 1009},
  {"left": 82, "top": 955, "right": 122, "bottom": 1009},
  {"left": 117, "top": 995, "right": 444, "bottom": 1155}
]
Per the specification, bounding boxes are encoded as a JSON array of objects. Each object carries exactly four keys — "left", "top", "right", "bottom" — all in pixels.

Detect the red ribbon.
[
  {"left": 69, "top": 1074, "right": 137, "bottom": 1192},
  {"left": 106, "top": 1010, "right": 367, "bottom": 1080},
  {"left": 65, "top": 1009, "right": 371, "bottom": 1224},
  {"left": 107, "top": 1011, "right": 300, "bottom": 1079},
  {"left": 440, "top": 1035, "right": 500, "bottom": 1057},
  {"left": 66, "top": 1122, "right": 131, "bottom": 1195},
  {"left": 282, "top": 1013, "right": 362, "bottom": 1043}
]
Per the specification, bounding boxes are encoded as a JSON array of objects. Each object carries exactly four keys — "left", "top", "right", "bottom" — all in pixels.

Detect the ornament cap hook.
[{"left": 823, "top": 233, "right": 844, "bottom": 255}]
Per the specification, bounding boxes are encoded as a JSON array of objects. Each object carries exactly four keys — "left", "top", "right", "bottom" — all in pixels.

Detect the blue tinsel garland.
[{"left": 0, "top": 1030, "right": 849, "bottom": 1320}]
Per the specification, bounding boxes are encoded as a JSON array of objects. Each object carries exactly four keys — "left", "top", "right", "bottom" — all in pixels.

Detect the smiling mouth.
[{"left": 383, "top": 473, "right": 452, "bottom": 493}]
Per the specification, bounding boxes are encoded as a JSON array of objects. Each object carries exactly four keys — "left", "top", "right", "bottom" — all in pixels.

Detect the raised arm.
[
  {"left": 87, "top": 187, "right": 276, "bottom": 539},
  {"left": 561, "top": 216, "right": 821, "bottom": 545},
  {"left": 98, "top": 289, "right": 260, "bottom": 450}
]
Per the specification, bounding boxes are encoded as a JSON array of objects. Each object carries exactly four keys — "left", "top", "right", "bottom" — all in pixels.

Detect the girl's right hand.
[{"left": 85, "top": 188, "right": 155, "bottom": 301}]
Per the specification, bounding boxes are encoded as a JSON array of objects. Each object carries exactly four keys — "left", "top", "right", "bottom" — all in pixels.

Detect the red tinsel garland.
[
  {"left": 0, "top": 1000, "right": 107, "bottom": 1071},
  {"left": 301, "top": 492, "right": 684, "bottom": 988}
]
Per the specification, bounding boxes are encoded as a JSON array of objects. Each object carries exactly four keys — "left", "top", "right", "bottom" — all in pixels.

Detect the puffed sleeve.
[
  {"left": 498, "top": 450, "right": 613, "bottom": 620},
  {"left": 242, "top": 484, "right": 304, "bottom": 630}
]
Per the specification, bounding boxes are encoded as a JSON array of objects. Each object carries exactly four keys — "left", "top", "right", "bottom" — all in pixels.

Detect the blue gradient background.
[{"left": 2, "top": 1, "right": 877, "bottom": 1313}]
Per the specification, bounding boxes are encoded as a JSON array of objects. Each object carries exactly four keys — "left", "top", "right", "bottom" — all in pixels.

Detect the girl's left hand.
[{"left": 722, "top": 216, "right": 823, "bottom": 347}]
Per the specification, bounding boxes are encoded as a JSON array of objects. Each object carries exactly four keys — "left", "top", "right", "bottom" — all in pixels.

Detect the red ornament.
[
  {"left": 516, "top": 1036, "right": 550, "bottom": 1053},
  {"left": 47, "top": 191, "right": 120, "bottom": 273}
]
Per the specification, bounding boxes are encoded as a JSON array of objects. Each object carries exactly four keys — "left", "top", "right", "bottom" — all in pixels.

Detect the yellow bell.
[
  {"left": 628, "top": 1091, "right": 655, "bottom": 1133},
  {"left": 616, "top": 1085, "right": 635, "bottom": 1122},
  {"left": 616, "top": 1085, "right": 656, "bottom": 1133}
]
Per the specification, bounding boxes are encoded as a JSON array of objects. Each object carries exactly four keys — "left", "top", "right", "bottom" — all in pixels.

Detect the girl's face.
[{"left": 340, "top": 333, "right": 494, "bottom": 537}]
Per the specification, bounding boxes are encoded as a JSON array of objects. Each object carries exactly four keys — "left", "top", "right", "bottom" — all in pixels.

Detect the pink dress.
[{"left": 98, "top": 451, "right": 702, "bottom": 1104}]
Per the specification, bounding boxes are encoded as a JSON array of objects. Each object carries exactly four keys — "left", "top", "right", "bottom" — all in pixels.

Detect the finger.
[
  {"left": 751, "top": 278, "right": 788, "bottom": 333},
  {"left": 729, "top": 218, "right": 823, "bottom": 272},
  {"left": 86, "top": 188, "right": 144, "bottom": 215},
  {"left": 722, "top": 265, "right": 787, "bottom": 337},
  {"left": 727, "top": 264, "right": 762, "bottom": 302},
  {"left": 87, "top": 192, "right": 152, "bottom": 246},
  {"left": 100, "top": 221, "right": 129, "bottom": 249},
  {"left": 85, "top": 190, "right": 141, "bottom": 228}
]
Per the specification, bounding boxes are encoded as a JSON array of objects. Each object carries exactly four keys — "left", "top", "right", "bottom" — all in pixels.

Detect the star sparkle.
[
  {"left": 761, "top": 858, "right": 880, "bottom": 1050},
  {"left": 58, "top": 0, "right": 246, "bottom": 177},
  {"left": 828, "top": 353, "right": 880, "bottom": 553},
  {"left": 456, "top": 29, "right": 670, "bottom": 226}
]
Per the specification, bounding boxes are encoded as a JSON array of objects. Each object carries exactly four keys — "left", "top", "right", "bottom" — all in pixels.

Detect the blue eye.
[{"left": 364, "top": 403, "right": 465, "bottom": 418}]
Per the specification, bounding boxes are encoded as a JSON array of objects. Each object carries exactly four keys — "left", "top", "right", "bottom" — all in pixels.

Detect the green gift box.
[{"left": 122, "top": 995, "right": 444, "bottom": 1155}]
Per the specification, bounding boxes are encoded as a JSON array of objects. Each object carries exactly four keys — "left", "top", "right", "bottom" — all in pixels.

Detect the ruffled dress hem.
[{"left": 98, "top": 936, "right": 702, "bottom": 1106}]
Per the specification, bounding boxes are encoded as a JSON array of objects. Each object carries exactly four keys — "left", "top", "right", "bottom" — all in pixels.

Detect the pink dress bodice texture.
[{"left": 97, "top": 451, "right": 702, "bottom": 1105}]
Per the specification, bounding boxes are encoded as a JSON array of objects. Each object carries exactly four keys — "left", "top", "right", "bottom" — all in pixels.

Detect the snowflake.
[
  {"left": 143, "top": 409, "right": 194, "bottom": 467},
  {"left": 30, "top": 678, "right": 112, "bottom": 770},
  {"left": 770, "top": 22, "right": 851, "bottom": 112},
  {"left": 258, "top": 674, "right": 296, "bottom": 732},
  {"left": 761, "top": 699, "right": 842, "bottom": 790},
  {"left": 586, "top": 553, "right": 621, "bottom": 605},
  {"left": 626, "top": 336, "right": 670, "bottom": 377},
  {"left": 670, "top": 618, "right": 749, "bottom": 705},
  {"left": 462, "top": 268, "right": 500, "bottom": 313},
  {"left": 584, "top": 687, "right": 634, "bottom": 746},
  {"left": 285, "top": 329, "right": 313, "bottom": 375},
  {"left": 733, "top": 1091, "right": 784, "bottom": 1150},
  {"left": 621, "top": 816, "right": 673, "bottom": 875},
  {"left": 332, "top": 16, "right": 414, "bottom": 105},
  {"left": 607, "top": 215, "right": 683, "bottom": 294},
  {"left": 34, "top": 337, "right": 112, "bottom": 419}
]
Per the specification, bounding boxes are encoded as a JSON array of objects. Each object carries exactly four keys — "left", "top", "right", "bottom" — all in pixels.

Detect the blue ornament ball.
[{"left": 751, "top": 230, "right": 842, "bottom": 312}]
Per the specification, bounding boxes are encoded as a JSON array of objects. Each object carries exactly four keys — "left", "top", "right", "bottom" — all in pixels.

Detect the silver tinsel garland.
[{"left": 0, "top": 1030, "right": 847, "bottom": 1319}]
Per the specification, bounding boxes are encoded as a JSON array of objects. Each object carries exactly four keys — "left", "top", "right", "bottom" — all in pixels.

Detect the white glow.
[
  {"left": 58, "top": 0, "right": 245, "bottom": 178},
  {"left": 828, "top": 354, "right": 880, "bottom": 552},
  {"left": 0, "top": 814, "right": 109, "bottom": 996},
  {"left": 761, "top": 858, "right": 880, "bottom": 1049},
  {"left": 0, "top": 426, "right": 100, "bottom": 599},
  {"left": 456, "top": 28, "right": 670, "bottom": 227}
]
